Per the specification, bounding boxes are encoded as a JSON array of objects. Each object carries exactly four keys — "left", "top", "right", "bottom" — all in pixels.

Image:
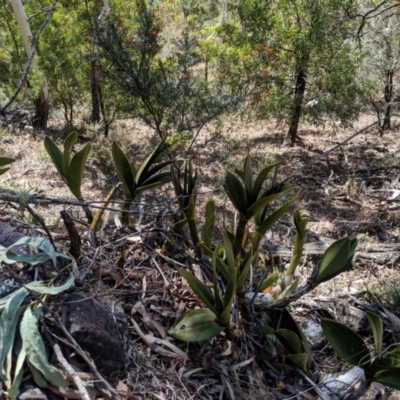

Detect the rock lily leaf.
[
  {"left": 376, "top": 348, "right": 400, "bottom": 369},
  {"left": 168, "top": 308, "right": 225, "bottom": 342},
  {"left": 316, "top": 237, "right": 357, "bottom": 283},
  {"left": 202, "top": 199, "right": 216, "bottom": 248},
  {"left": 366, "top": 311, "right": 383, "bottom": 356},
  {"left": 372, "top": 368, "right": 400, "bottom": 390},
  {"left": 0, "top": 156, "right": 15, "bottom": 176},
  {"left": 175, "top": 266, "right": 218, "bottom": 316},
  {"left": 321, "top": 319, "right": 371, "bottom": 366}
]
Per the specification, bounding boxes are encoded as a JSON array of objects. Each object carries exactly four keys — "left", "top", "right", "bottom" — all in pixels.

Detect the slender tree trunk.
[
  {"left": 11, "top": 0, "right": 49, "bottom": 128},
  {"left": 287, "top": 68, "right": 307, "bottom": 145},
  {"left": 90, "top": 0, "right": 110, "bottom": 125},
  {"left": 90, "top": 49, "right": 101, "bottom": 123},
  {"left": 382, "top": 70, "right": 393, "bottom": 131},
  {"left": 32, "top": 85, "right": 49, "bottom": 128}
]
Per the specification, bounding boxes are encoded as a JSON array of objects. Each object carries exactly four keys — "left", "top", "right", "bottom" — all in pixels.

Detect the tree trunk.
[
  {"left": 287, "top": 68, "right": 307, "bottom": 145},
  {"left": 90, "top": 53, "right": 101, "bottom": 123},
  {"left": 32, "top": 88, "right": 49, "bottom": 128},
  {"left": 90, "top": 0, "right": 110, "bottom": 125},
  {"left": 11, "top": 0, "right": 49, "bottom": 129},
  {"left": 382, "top": 70, "right": 393, "bottom": 131}
]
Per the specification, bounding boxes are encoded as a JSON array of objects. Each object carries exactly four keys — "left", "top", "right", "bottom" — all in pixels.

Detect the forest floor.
[{"left": 0, "top": 110, "right": 400, "bottom": 400}]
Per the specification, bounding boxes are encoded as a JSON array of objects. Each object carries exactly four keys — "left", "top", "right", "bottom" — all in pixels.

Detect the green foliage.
[
  {"left": 44, "top": 132, "right": 93, "bottom": 222},
  {"left": 0, "top": 262, "right": 74, "bottom": 398},
  {"left": 111, "top": 136, "right": 177, "bottom": 224},
  {"left": 171, "top": 155, "right": 358, "bottom": 344},
  {"left": 0, "top": 155, "right": 15, "bottom": 176},
  {"left": 225, "top": 0, "right": 367, "bottom": 143},
  {"left": 322, "top": 313, "right": 400, "bottom": 390},
  {"left": 263, "top": 308, "right": 311, "bottom": 372},
  {"left": 0, "top": 236, "right": 71, "bottom": 266},
  {"left": 316, "top": 237, "right": 358, "bottom": 283},
  {"left": 96, "top": 1, "right": 245, "bottom": 144},
  {"left": 171, "top": 160, "right": 199, "bottom": 245}
]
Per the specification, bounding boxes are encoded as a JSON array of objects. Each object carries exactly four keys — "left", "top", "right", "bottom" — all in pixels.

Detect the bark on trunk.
[
  {"left": 90, "top": 55, "right": 101, "bottom": 123},
  {"left": 287, "top": 69, "right": 307, "bottom": 146},
  {"left": 32, "top": 87, "right": 49, "bottom": 128},
  {"left": 382, "top": 70, "right": 393, "bottom": 131}
]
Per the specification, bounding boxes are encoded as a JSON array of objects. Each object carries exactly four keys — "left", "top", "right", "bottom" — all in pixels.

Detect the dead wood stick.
[{"left": 42, "top": 324, "right": 91, "bottom": 400}]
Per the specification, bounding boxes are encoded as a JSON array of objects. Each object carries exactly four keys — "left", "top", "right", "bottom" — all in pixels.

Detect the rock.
[
  {"left": 62, "top": 292, "right": 127, "bottom": 374},
  {"left": 17, "top": 381, "right": 49, "bottom": 400},
  {"left": 301, "top": 319, "right": 325, "bottom": 349},
  {"left": 319, "top": 366, "right": 368, "bottom": 400}
]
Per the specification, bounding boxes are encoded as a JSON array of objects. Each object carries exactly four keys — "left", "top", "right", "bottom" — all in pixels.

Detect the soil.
[{"left": 1, "top": 110, "right": 400, "bottom": 399}]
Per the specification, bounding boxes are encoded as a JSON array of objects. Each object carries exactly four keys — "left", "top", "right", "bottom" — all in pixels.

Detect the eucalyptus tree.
[{"left": 229, "top": 0, "right": 366, "bottom": 145}]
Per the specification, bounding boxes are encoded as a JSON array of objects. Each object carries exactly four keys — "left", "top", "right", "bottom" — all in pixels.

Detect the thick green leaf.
[
  {"left": 372, "top": 368, "right": 400, "bottom": 390},
  {"left": 238, "top": 251, "right": 252, "bottom": 294},
  {"left": 168, "top": 308, "right": 224, "bottom": 342},
  {"left": 276, "top": 329, "right": 303, "bottom": 354},
  {"left": 44, "top": 136, "right": 67, "bottom": 182},
  {"left": 376, "top": 348, "right": 400, "bottom": 368},
  {"left": 25, "top": 275, "right": 75, "bottom": 295},
  {"left": 136, "top": 136, "right": 167, "bottom": 184},
  {"left": 111, "top": 141, "right": 135, "bottom": 200},
  {"left": 198, "top": 242, "right": 231, "bottom": 279},
  {"left": 136, "top": 158, "right": 177, "bottom": 184},
  {"left": 2, "top": 305, "right": 25, "bottom": 390},
  {"left": 268, "top": 309, "right": 311, "bottom": 359},
  {"left": 27, "top": 358, "right": 48, "bottom": 388},
  {"left": 286, "top": 353, "right": 310, "bottom": 372},
  {"left": 67, "top": 142, "right": 92, "bottom": 200},
  {"left": 321, "top": 319, "right": 371, "bottom": 366},
  {"left": 0, "top": 288, "right": 28, "bottom": 372},
  {"left": 317, "top": 238, "right": 351, "bottom": 283},
  {"left": 2, "top": 236, "right": 71, "bottom": 266},
  {"left": 252, "top": 164, "right": 278, "bottom": 201},
  {"left": 0, "top": 156, "right": 15, "bottom": 167},
  {"left": 62, "top": 131, "right": 78, "bottom": 175},
  {"left": 6, "top": 347, "right": 25, "bottom": 397},
  {"left": 0, "top": 167, "right": 10, "bottom": 176},
  {"left": 256, "top": 194, "right": 298, "bottom": 237},
  {"left": 173, "top": 218, "right": 188, "bottom": 233},
  {"left": 259, "top": 270, "right": 279, "bottom": 291},
  {"left": 222, "top": 230, "right": 236, "bottom": 274},
  {"left": 20, "top": 308, "right": 69, "bottom": 387},
  {"left": 133, "top": 180, "right": 169, "bottom": 195},
  {"left": 243, "top": 156, "right": 254, "bottom": 204},
  {"left": 175, "top": 267, "right": 218, "bottom": 315},
  {"left": 212, "top": 246, "right": 223, "bottom": 313},
  {"left": 224, "top": 171, "right": 248, "bottom": 215},
  {"left": 203, "top": 199, "right": 216, "bottom": 248},
  {"left": 247, "top": 185, "right": 296, "bottom": 217},
  {"left": 171, "top": 166, "right": 184, "bottom": 199},
  {"left": 220, "top": 273, "right": 237, "bottom": 326},
  {"left": 366, "top": 311, "right": 383, "bottom": 356}
]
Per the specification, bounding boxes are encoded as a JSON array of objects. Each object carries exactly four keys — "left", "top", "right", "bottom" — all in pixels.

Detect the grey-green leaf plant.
[
  {"left": 44, "top": 132, "right": 93, "bottom": 222},
  {"left": 0, "top": 237, "right": 74, "bottom": 397}
]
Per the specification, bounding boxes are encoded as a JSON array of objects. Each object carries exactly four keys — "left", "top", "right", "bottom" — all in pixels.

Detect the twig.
[
  {"left": 150, "top": 254, "right": 170, "bottom": 288},
  {"left": 25, "top": 204, "right": 56, "bottom": 250},
  {"left": 42, "top": 324, "right": 91, "bottom": 400},
  {"left": 296, "top": 368, "right": 331, "bottom": 400}
]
